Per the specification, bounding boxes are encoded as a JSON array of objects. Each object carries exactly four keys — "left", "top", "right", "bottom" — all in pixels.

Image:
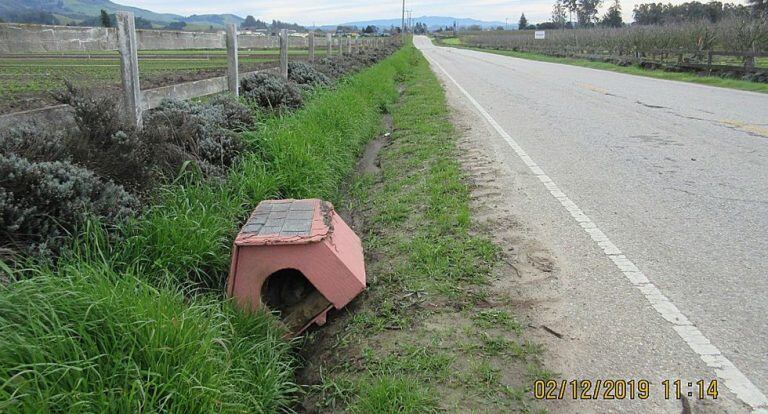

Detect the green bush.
[
  {"left": 142, "top": 98, "right": 248, "bottom": 178},
  {"left": 53, "top": 85, "right": 253, "bottom": 188},
  {"left": 0, "top": 123, "right": 68, "bottom": 163},
  {"left": 54, "top": 83, "right": 152, "bottom": 189},
  {"left": 0, "top": 154, "right": 137, "bottom": 254},
  {"left": 314, "top": 45, "right": 400, "bottom": 81},
  {"left": 288, "top": 61, "right": 331, "bottom": 88},
  {"left": 240, "top": 72, "right": 303, "bottom": 111},
  {"left": 0, "top": 92, "right": 257, "bottom": 255}
]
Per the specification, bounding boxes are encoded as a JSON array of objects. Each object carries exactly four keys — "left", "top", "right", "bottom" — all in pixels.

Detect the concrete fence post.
[
  {"left": 347, "top": 36, "right": 353, "bottom": 55},
  {"left": 308, "top": 32, "right": 315, "bottom": 62},
  {"left": 327, "top": 33, "right": 332, "bottom": 56},
  {"left": 225, "top": 23, "right": 239, "bottom": 96},
  {"left": 116, "top": 12, "right": 142, "bottom": 129},
  {"left": 279, "top": 29, "right": 288, "bottom": 79}
]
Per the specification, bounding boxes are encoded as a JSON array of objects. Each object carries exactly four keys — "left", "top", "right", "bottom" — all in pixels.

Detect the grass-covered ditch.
[
  {"left": 0, "top": 43, "right": 406, "bottom": 412},
  {"left": 298, "top": 44, "right": 547, "bottom": 413}
]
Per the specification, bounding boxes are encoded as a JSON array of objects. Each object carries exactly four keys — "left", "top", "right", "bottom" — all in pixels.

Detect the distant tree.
[
  {"left": 467, "top": 24, "right": 483, "bottom": 31},
  {"left": 271, "top": 19, "right": 305, "bottom": 33},
  {"left": 577, "top": 0, "right": 602, "bottom": 26},
  {"left": 0, "top": 17, "right": 4, "bottom": 23},
  {"left": 746, "top": 0, "right": 766, "bottom": 15},
  {"left": 363, "top": 24, "right": 378, "bottom": 33},
  {"left": 518, "top": 13, "right": 528, "bottom": 29},
  {"left": 564, "top": 0, "right": 579, "bottom": 26},
  {"left": 3, "top": 10, "right": 59, "bottom": 25},
  {"left": 600, "top": 0, "right": 623, "bottom": 27},
  {"left": 552, "top": 0, "right": 568, "bottom": 28},
  {"left": 496, "top": 25, "right": 505, "bottom": 30},
  {"left": 724, "top": 2, "right": 752, "bottom": 18},
  {"left": 413, "top": 22, "right": 428, "bottom": 33},
  {"left": 241, "top": 15, "right": 258, "bottom": 29},
  {"left": 537, "top": 22, "right": 561, "bottom": 29},
  {"left": 134, "top": 16, "right": 152, "bottom": 28},
  {"left": 633, "top": 3, "right": 663, "bottom": 24},
  {"left": 100, "top": 9, "right": 111, "bottom": 27},
  {"left": 165, "top": 21, "right": 186, "bottom": 30},
  {"left": 632, "top": 1, "right": 747, "bottom": 24}
]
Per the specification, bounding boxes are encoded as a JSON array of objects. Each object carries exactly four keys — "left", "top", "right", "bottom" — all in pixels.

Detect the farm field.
[
  {"left": 434, "top": 18, "right": 768, "bottom": 91},
  {"left": 0, "top": 49, "right": 328, "bottom": 113},
  {"left": 433, "top": 33, "right": 768, "bottom": 93}
]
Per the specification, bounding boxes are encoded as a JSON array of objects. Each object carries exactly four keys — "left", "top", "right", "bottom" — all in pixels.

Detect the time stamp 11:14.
[{"left": 533, "top": 379, "right": 719, "bottom": 400}]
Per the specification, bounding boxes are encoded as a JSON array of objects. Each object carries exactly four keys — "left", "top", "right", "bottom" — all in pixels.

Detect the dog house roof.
[{"left": 235, "top": 199, "right": 333, "bottom": 246}]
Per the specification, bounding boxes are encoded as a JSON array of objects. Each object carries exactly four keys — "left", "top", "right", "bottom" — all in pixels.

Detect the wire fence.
[{"left": 0, "top": 17, "right": 394, "bottom": 119}]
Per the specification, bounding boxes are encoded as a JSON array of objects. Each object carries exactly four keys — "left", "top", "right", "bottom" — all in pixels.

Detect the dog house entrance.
[{"left": 261, "top": 268, "right": 331, "bottom": 332}]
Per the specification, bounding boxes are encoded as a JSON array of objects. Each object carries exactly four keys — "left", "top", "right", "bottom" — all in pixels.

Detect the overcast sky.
[{"left": 120, "top": 0, "right": 748, "bottom": 26}]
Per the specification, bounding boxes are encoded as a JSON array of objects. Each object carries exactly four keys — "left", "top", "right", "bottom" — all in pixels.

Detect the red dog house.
[{"left": 226, "top": 199, "right": 366, "bottom": 334}]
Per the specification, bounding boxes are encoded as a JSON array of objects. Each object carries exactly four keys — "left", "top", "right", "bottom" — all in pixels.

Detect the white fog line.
[{"left": 424, "top": 52, "right": 768, "bottom": 412}]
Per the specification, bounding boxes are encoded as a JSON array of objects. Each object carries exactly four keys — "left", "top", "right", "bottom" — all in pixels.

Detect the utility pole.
[
  {"left": 505, "top": 18, "right": 508, "bottom": 30},
  {"left": 406, "top": 10, "right": 412, "bottom": 33},
  {"left": 401, "top": 0, "right": 406, "bottom": 34}
]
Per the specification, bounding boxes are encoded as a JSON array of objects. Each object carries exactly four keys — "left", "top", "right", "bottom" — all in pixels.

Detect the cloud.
[{"left": 118, "top": 0, "right": 748, "bottom": 26}]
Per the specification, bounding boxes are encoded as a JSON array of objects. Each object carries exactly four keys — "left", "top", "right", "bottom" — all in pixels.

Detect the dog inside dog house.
[{"left": 226, "top": 199, "right": 366, "bottom": 334}]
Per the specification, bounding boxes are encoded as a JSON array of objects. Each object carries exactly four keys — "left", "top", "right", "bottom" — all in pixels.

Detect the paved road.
[{"left": 414, "top": 36, "right": 768, "bottom": 413}]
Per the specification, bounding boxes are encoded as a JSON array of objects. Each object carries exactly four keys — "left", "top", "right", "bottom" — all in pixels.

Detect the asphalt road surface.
[{"left": 414, "top": 36, "right": 768, "bottom": 413}]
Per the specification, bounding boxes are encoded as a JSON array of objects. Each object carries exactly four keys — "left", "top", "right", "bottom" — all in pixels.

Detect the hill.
[{"left": 0, "top": 0, "right": 243, "bottom": 28}]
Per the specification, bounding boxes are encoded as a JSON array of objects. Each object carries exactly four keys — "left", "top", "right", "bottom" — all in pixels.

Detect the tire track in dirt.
[
  {"left": 455, "top": 103, "right": 565, "bottom": 318},
  {"left": 447, "top": 82, "right": 577, "bottom": 403}
]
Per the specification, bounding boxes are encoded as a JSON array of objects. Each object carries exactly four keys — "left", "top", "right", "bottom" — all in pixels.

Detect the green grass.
[
  {"left": 349, "top": 377, "right": 439, "bottom": 414},
  {"left": 0, "top": 46, "right": 408, "bottom": 412},
  {"left": 472, "top": 309, "right": 522, "bottom": 332},
  {"left": 439, "top": 37, "right": 462, "bottom": 45},
  {"left": 436, "top": 38, "right": 768, "bottom": 94},
  {"left": 0, "top": 262, "right": 296, "bottom": 413}
]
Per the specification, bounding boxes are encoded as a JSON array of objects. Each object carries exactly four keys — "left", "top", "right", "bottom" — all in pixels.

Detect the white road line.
[{"left": 424, "top": 52, "right": 768, "bottom": 413}]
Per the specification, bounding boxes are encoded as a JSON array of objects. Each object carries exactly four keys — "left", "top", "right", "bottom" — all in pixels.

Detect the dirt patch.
[{"left": 355, "top": 114, "right": 392, "bottom": 176}]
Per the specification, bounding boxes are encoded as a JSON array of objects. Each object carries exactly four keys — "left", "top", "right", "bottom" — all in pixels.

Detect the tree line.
[
  {"left": 512, "top": 0, "right": 765, "bottom": 30},
  {"left": 240, "top": 16, "right": 305, "bottom": 33}
]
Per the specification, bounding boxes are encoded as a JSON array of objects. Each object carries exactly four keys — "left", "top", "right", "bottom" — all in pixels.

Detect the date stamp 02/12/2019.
[{"left": 533, "top": 379, "right": 719, "bottom": 401}]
